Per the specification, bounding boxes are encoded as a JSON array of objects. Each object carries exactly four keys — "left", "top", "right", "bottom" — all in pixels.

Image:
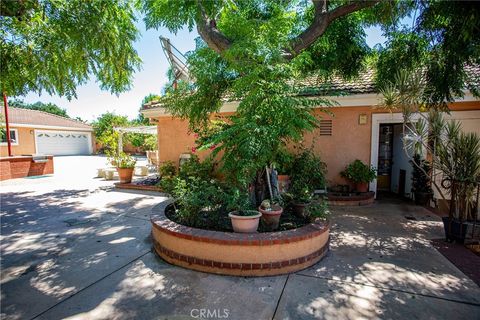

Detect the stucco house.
[
  {"left": 1, "top": 107, "right": 95, "bottom": 157},
  {"left": 141, "top": 67, "right": 480, "bottom": 201}
]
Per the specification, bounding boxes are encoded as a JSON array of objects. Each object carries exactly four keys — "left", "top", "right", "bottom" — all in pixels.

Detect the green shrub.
[
  {"left": 273, "top": 148, "right": 294, "bottom": 175},
  {"left": 159, "top": 161, "right": 176, "bottom": 177},
  {"left": 341, "top": 159, "right": 376, "bottom": 183},
  {"left": 171, "top": 177, "right": 225, "bottom": 227},
  {"left": 288, "top": 148, "right": 327, "bottom": 203},
  {"left": 112, "top": 152, "right": 136, "bottom": 168},
  {"left": 305, "top": 201, "right": 329, "bottom": 222},
  {"left": 178, "top": 154, "right": 215, "bottom": 182}
]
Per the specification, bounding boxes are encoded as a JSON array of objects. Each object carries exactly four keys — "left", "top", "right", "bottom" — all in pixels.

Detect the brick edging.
[
  {"left": 153, "top": 236, "right": 330, "bottom": 270},
  {"left": 150, "top": 201, "right": 330, "bottom": 246}
]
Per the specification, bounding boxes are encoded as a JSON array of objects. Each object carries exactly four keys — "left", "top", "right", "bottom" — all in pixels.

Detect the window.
[
  {"left": 0, "top": 128, "right": 19, "bottom": 145},
  {"left": 319, "top": 120, "right": 332, "bottom": 136}
]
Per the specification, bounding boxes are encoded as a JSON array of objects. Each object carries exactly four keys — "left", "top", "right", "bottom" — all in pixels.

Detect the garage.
[{"left": 35, "top": 130, "right": 92, "bottom": 155}]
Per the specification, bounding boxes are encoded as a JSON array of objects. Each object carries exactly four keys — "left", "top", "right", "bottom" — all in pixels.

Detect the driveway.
[{"left": 1, "top": 156, "right": 479, "bottom": 320}]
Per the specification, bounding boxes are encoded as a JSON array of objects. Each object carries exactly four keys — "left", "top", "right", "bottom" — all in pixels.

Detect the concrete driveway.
[{"left": 1, "top": 156, "right": 479, "bottom": 320}]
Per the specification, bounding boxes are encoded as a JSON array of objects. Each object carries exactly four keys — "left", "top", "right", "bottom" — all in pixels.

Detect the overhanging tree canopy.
[
  {"left": 140, "top": 0, "right": 479, "bottom": 186},
  {"left": 0, "top": 0, "right": 141, "bottom": 98}
]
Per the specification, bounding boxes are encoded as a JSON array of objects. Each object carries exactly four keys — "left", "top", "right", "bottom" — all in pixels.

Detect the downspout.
[{"left": 2, "top": 92, "right": 12, "bottom": 157}]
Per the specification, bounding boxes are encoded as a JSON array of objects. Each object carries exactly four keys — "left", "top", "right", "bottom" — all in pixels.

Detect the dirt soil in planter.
[{"left": 165, "top": 203, "right": 311, "bottom": 233}]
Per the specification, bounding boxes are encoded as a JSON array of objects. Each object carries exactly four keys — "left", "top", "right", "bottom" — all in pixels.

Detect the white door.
[{"left": 35, "top": 130, "right": 92, "bottom": 155}]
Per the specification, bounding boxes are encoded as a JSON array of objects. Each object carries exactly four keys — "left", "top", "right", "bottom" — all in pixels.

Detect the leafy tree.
[
  {"left": 8, "top": 99, "right": 70, "bottom": 118},
  {"left": 1, "top": 0, "right": 141, "bottom": 98},
  {"left": 92, "top": 112, "right": 129, "bottom": 156},
  {"left": 375, "top": 1, "right": 480, "bottom": 103},
  {"left": 140, "top": 0, "right": 479, "bottom": 200},
  {"left": 142, "top": 93, "right": 162, "bottom": 106},
  {"left": 140, "top": 0, "right": 379, "bottom": 191}
]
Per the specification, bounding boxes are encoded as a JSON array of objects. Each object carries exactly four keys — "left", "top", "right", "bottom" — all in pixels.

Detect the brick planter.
[
  {"left": 327, "top": 191, "right": 375, "bottom": 206},
  {"left": 0, "top": 156, "right": 54, "bottom": 181},
  {"left": 151, "top": 201, "right": 330, "bottom": 276}
]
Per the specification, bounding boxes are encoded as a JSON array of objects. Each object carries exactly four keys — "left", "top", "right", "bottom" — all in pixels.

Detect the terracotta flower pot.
[
  {"left": 117, "top": 167, "right": 134, "bottom": 183},
  {"left": 292, "top": 202, "right": 309, "bottom": 218},
  {"left": 259, "top": 205, "right": 283, "bottom": 231},
  {"left": 228, "top": 211, "right": 261, "bottom": 233},
  {"left": 355, "top": 182, "right": 369, "bottom": 193}
]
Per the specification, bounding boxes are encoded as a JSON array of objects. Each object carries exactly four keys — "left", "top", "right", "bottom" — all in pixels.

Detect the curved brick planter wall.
[
  {"left": 327, "top": 191, "right": 375, "bottom": 206},
  {"left": 151, "top": 201, "right": 329, "bottom": 276}
]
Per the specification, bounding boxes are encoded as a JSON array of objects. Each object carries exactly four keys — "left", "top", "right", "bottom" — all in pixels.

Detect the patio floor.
[{"left": 1, "top": 156, "right": 479, "bottom": 319}]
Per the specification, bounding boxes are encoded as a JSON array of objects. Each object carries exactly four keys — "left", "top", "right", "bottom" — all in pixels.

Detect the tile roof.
[
  {"left": 1, "top": 107, "right": 92, "bottom": 130},
  {"left": 296, "top": 69, "right": 377, "bottom": 95},
  {"left": 142, "top": 65, "right": 480, "bottom": 110}
]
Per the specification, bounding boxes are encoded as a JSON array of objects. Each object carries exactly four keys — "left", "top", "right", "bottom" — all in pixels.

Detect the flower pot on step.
[{"left": 117, "top": 167, "right": 134, "bottom": 184}]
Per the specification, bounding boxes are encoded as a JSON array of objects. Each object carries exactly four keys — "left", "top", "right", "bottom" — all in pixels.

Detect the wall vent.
[{"left": 319, "top": 120, "right": 332, "bottom": 136}]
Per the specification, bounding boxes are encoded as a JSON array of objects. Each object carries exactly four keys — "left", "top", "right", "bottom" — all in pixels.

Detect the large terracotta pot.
[
  {"left": 228, "top": 211, "right": 261, "bottom": 233},
  {"left": 355, "top": 182, "right": 369, "bottom": 193},
  {"left": 292, "top": 202, "right": 309, "bottom": 218},
  {"left": 259, "top": 205, "right": 283, "bottom": 231},
  {"left": 117, "top": 167, "right": 134, "bottom": 183}
]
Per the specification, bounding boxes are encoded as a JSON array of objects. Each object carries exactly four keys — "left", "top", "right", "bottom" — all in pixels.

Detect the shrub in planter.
[
  {"left": 225, "top": 187, "right": 261, "bottom": 233},
  {"left": 289, "top": 148, "right": 327, "bottom": 192},
  {"left": 410, "top": 154, "right": 433, "bottom": 206},
  {"left": 113, "top": 153, "right": 136, "bottom": 183},
  {"left": 305, "top": 200, "right": 329, "bottom": 223},
  {"left": 287, "top": 185, "right": 313, "bottom": 218},
  {"left": 258, "top": 199, "right": 283, "bottom": 231},
  {"left": 341, "top": 160, "right": 376, "bottom": 192}
]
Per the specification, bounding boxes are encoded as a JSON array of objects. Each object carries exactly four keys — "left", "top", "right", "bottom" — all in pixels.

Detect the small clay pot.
[{"left": 259, "top": 205, "right": 283, "bottom": 231}]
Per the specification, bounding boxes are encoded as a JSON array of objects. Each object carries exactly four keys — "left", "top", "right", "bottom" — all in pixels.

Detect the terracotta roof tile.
[
  {"left": 1, "top": 107, "right": 92, "bottom": 130},
  {"left": 142, "top": 65, "right": 479, "bottom": 110}
]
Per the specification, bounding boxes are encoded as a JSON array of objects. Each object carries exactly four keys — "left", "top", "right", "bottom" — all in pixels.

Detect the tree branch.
[
  {"left": 287, "top": 0, "right": 379, "bottom": 59},
  {"left": 193, "top": 0, "right": 379, "bottom": 58},
  {"left": 195, "top": 1, "right": 231, "bottom": 54}
]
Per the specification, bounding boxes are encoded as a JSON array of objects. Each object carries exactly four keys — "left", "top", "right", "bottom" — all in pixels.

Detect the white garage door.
[{"left": 35, "top": 130, "right": 92, "bottom": 155}]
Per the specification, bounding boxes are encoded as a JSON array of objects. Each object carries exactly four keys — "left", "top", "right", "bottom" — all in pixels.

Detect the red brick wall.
[{"left": 0, "top": 156, "right": 54, "bottom": 181}]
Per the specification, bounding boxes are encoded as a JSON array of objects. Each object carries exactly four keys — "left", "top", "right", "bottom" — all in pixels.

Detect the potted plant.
[
  {"left": 114, "top": 153, "right": 137, "bottom": 183},
  {"left": 226, "top": 188, "right": 261, "bottom": 233},
  {"left": 258, "top": 199, "right": 283, "bottom": 231},
  {"left": 435, "top": 126, "right": 480, "bottom": 243},
  {"left": 341, "top": 160, "right": 376, "bottom": 193},
  {"left": 410, "top": 154, "right": 433, "bottom": 206},
  {"left": 289, "top": 185, "right": 313, "bottom": 218}
]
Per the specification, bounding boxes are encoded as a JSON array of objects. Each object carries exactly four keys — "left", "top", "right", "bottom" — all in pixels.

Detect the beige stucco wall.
[
  {"left": 1, "top": 127, "right": 95, "bottom": 157},
  {"left": 154, "top": 101, "right": 480, "bottom": 184},
  {"left": 0, "top": 127, "right": 35, "bottom": 157}
]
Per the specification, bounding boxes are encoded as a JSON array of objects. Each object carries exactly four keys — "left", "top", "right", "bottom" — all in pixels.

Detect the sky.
[{"left": 20, "top": 21, "right": 386, "bottom": 122}]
